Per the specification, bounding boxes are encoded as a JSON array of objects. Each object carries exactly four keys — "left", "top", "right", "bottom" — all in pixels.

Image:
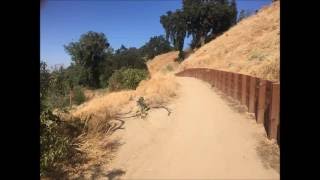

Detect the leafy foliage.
[
  {"left": 64, "top": 31, "right": 110, "bottom": 88},
  {"left": 40, "top": 110, "right": 71, "bottom": 176},
  {"left": 160, "top": 0, "right": 238, "bottom": 58},
  {"left": 108, "top": 68, "right": 149, "bottom": 91},
  {"left": 140, "top": 35, "right": 173, "bottom": 60},
  {"left": 113, "top": 45, "right": 147, "bottom": 70}
]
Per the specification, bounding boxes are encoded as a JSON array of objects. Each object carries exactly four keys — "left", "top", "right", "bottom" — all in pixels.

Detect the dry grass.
[
  {"left": 147, "top": 51, "right": 180, "bottom": 77},
  {"left": 180, "top": 1, "right": 280, "bottom": 82},
  {"left": 62, "top": 71, "right": 179, "bottom": 178}
]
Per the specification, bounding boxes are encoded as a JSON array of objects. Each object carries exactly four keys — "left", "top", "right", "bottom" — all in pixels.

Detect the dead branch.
[{"left": 150, "top": 105, "right": 172, "bottom": 116}]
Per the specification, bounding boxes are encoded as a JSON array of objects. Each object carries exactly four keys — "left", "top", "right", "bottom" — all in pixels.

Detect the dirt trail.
[{"left": 107, "top": 77, "right": 279, "bottom": 179}]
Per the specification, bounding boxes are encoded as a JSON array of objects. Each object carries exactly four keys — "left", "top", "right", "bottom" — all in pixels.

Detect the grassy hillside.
[{"left": 179, "top": 1, "right": 280, "bottom": 81}]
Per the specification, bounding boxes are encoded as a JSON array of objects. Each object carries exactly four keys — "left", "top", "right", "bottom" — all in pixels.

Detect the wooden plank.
[
  {"left": 218, "top": 71, "right": 221, "bottom": 90},
  {"left": 229, "top": 72, "right": 234, "bottom": 97},
  {"left": 257, "top": 80, "right": 267, "bottom": 124},
  {"left": 229, "top": 72, "right": 232, "bottom": 96},
  {"left": 249, "top": 77, "right": 257, "bottom": 113},
  {"left": 268, "top": 83, "right": 280, "bottom": 140},
  {"left": 237, "top": 74, "right": 242, "bottom": 101},
  {"left": 222, "top": 71, "right": 226, "bottom": 93},
  {"left": 241, "top": 75, "right": 247, "bottom": 105},
  {"left": 233, "top": 74, "right": 238, "bottom": 99}
]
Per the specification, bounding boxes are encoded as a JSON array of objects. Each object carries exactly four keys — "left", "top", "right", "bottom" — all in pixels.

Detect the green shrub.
[
  {"left": 40, "top": 110, "right": 86, "bottom": 177},
  {"left": 108, "top": 68, "right": 149, "bottom": 91},
  {"left": 73, "top": 86, "right": 86, "bottom": 105},
  {"left": 40, "top": 110, "right": 71, "bottom": 176}
]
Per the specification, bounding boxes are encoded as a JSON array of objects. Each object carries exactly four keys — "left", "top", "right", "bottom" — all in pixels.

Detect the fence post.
[
  {"left": 226, "top": 72, "right": 230, "bottom": 95},
  {"left": 257, "top": 80, "right": 267, "bottom": 124},
  {"left": 224, "top": 72, "right": 228, "bottom": 94},
  {"left": 229, "top": 73, "right": 233, "bottom": 96},
  {"left": 241, "top": 75, "right": 247, "bottom": 106},
  {"left": 233, "top": 74, "right": 238, "bottom": 100},
  {"left": 222, "top": 71, "right": 226, "bottom": 93},
  {"left": 237, "top": 74, "right": 242, "bottom": 101},
  {"left": 268, "top": 83, "right": 280, "bottom": 140},
  {"left": 217, "top": 71, "right": 221, "bottom": 90},
  {"left": 249, "top": 77, "right": 257, "bottom": 113},
  {"left": 215, "top": 71, "right": 218, "bottom": 89}
]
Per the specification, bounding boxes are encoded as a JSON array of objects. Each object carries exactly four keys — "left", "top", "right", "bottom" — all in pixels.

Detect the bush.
[
  {"left": 73, "top": 86, "right": 86, "bottom": 105},
  {"left": 108, "top": 68, "right": 149, "bottom": 91},
  {"left": 40, "top": 110, "right": 71, "bottom": 176},
  {"left": 40, "top": 110, "right": 86, "bottom": 177}
]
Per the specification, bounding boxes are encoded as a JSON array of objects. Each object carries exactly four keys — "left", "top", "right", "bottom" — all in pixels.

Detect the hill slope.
[{"left": 180, "top": 1, "right": 279, "bottom": 81}]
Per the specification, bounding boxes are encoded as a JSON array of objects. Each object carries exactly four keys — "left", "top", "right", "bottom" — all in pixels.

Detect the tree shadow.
[
  {"left": 213, "top": 88, "right": 248, "bottom": 114},
  {"left": 105, "top": 169, "right": 126, "bottom": 180},
  {"left": 77, "top": 165, "right": 126, "bottom": 180}
]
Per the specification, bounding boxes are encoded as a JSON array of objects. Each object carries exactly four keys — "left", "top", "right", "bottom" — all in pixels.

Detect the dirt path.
[{"left": 107, "top": 77, "right": 279, "bottom": 179}]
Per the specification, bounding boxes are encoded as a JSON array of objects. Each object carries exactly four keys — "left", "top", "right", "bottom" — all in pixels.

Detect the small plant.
[
  {"left": 249, "top": 51, "right": 267, "bottom": 61},
  {"left": 166, "top": 65, "right": 174, "bottom": 72},
  {"left": 137, "top": 97, "right": 150, "bottom": 119}
]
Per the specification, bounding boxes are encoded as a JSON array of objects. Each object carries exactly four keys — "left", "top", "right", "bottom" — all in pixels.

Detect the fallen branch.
[{"left": 150, "top": 105, "right": 172, "bottom": 116}]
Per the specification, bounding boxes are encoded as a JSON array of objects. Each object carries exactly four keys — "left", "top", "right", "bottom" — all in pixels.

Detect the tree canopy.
[
  {"left": 160, "top": 0, "right": 238, "bottom": 60},
  {"left": 64, "top": 31, "right": 110, "bottom": 88},
  {"left": 140, "top": 35, "right": 173, "bottom": 60}
]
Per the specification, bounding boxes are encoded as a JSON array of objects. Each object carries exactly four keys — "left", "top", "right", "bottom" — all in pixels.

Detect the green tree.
[
  {"left": 160, "top": 10, "right": 187, "bottom": 60},
  {"left": 183, "top": 0, "right": 237, "bottom": 48},
  {"left": 140, "top": 35, "right": 173, "bottom": 60},
  {"left": 64, "top": 31, "right": 110, "bottom": 88},
  {"left": 113, "top": 45, "right": 147, "bottom": 70}
]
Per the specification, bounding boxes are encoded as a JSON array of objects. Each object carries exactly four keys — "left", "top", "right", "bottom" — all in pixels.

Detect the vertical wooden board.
[
  {"left": 268, "top": 83, "right": 280, "bottom": 140},
  {"left": 226, "top": 72, "right": 230, "bottom": 96},
  {"left": 221, "top": 71, "right": 224, "bottom": 91},
  {"left": 263, "top": 81, "right": 273, "bottom": 137},
  {"left": 249, "top": 77, "right": 257, "bottom": 113},
  {"left": 233, "top": 74, "right": 238, "bottom": 99},
  {"left": 257, "top": 80, "right": 267, "bottom": 124},
  {"left": 224, "top": 72, "right": 228, "bottom": 94},
  {"left": 207, "top": 70, "right": 210, "bottom": 84},
  {"left": 210, "top": 70, "right": 214, "bottom": 86},
  {"left": 215, "top": 70, "right": 218, "bottom": 87},
  {"left": 241, "top": 75, "right": 247, "bottom": 105},
  {"left": 218, "top": 71, "right": 222, "bottom": 91},
  {"left": 237, "top": 74, "right": 242, "bottom": 101},
  {"left": 211, "top": 70, "right": 215, "bottom": 86},
  {"left": 218, "top": 71, "right": 221, "bottom": 90},
  {"left": 230, "top": 73, "right": 234, "bottom": 96},
  {"left": 222, "top": 71, "right": 226, "bottom": 93},
  {"left": 254, "top": 78, "right": 260, "bottom": 119},
  {"left": 246, "top": 76, "right": 251, "bottom": 108},
  {"left": 226, "top": 72, "right": 229, "bottom": 94}
]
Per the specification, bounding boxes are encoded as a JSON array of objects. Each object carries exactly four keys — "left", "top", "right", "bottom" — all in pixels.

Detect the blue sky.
[{"left": 41, "top": 0, "right": 272, "bottom": 68}]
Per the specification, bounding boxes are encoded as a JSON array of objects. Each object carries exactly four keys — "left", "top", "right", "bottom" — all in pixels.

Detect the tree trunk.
[{"left": 200, "top": 36, "right": 205, "bottom": 47}]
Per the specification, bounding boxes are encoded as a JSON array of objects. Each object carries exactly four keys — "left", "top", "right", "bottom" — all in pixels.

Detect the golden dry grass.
[
  {"left": 62, "top": 71, "right": 179, "bottom": 178},
  {"left": 180, "top": 1, "right": 280, "bottom": 82},
  {"left": 147, "top": 51, "right": 180, "bottom": 77}
]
